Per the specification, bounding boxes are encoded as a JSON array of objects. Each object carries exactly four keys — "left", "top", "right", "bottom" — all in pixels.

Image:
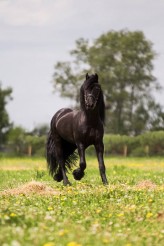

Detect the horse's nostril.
[{"left": 88, "top": 97, "right": 94, "bottom": 107}]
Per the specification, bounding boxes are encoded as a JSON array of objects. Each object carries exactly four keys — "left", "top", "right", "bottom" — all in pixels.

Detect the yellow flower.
[
  {"left": 67, "top": 241, "right": 81, "bottom": 246},
  {"left": 58, "top": 229, "right": 69, "bottom": 236},
  {"left": 146, "top": 212, "right": 153, "bottom": 218},
  {"left": 102, "top": 238, "right": 110, "bottom": 244},
  {"left": 43, "top": 242, "right": 55, "bottom": 246},
  {"left": 61, "top": 196, "right": 67, "bottom": 201},
  {"left": 47, "top": 207, "right": 53, "bottom": 211},
  {"left": 117, "top": 213, "right": 124, "bottom": 217},
  {"left": 10, "top": 213, "right": 17, "bottom": 217}
]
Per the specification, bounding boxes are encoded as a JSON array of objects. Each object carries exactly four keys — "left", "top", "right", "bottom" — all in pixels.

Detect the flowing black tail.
[{"left": 46, "top": 129, "right": 78, "bottom": 182}]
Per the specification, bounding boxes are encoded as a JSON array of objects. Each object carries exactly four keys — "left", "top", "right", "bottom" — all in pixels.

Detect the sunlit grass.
[
  {"left": 0, "top": 157, "right": 46, "bottom": 170},
  {"left": 1, "top": 156, "right": 164, "bottom": 170}
]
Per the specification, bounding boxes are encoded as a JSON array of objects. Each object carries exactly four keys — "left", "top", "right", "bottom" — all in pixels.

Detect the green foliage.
[
  {"left": 30, "top": 124, "right": 49, "bottom": 137},
  {"left": 0, "top": 83, "right": 13, "bottom": 145},
  {"left": 104, "top": 134, "right": 130, "bottom": 155},
  {"left": 104, "top": 131, "right": 164, "bottom": 156},
  {"left": 2, "top": 126, "right": 164, "bottom": 157},
  {"left": 140, "top": 131, "right": 164, "bottom": 156},
  {"left": 7, "top": 127, "right": 26, "bottom": 155},
  {"left": 52, "top": 30, "right": 164, "bottom": 134},
  {"left": 4, "top": 126, "right": 46, "bottom": 157}
]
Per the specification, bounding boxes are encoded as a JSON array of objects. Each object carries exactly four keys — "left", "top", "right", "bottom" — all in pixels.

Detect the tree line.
[
  {"left": 0, "top": 30, "right": 164, "bottom": 156},
  {"left": 0, "top": 124, "right": 48, "bottom": 157}
]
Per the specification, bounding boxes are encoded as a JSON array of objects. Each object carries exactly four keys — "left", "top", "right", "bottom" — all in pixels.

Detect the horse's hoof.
[
  {"left": 73, "top": 168, "right": 85, "bottom": 180},
  {"left": 63, "top": 181, "right": 72, "bottom": 186},
  {"left": 54, "top": 173, "right": 63, "bottom": 182},
  {"left": 103, "top": 180, "right": 109, "bottom": 186}
]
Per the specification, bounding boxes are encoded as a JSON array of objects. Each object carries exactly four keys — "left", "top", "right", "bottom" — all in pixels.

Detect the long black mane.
[{"left": 80, "top": 73, "right": 105, "bottom": 124}]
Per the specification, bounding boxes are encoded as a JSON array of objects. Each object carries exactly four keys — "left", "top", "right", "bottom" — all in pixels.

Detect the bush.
[
  {"left": 139, "top": 131, "right": 164, "bottom": 156},
  {"left": 104, "top": 134, "right": 129, "bottom": 156},
  {"left": 2, "top": 130, "right": 164, "bottom": 157},
  {"left": 104, "top": 131, "right": 164, "bottom": 157}
]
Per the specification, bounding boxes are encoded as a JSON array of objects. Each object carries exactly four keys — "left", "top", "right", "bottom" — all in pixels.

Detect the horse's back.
[
  {"left": 51, "top": 108, "right": 73, "bottom": 128},
  {"left": 50, "top": 108, "right": 76, "bottom": 143}
]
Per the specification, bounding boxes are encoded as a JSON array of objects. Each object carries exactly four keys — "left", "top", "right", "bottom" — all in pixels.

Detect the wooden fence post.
[
  {"left": 123, "top": 144, "right": 128, "bottom": 157},
  {"left": 145, "top": 145, "right": 149, "bottom": 156},
  {"left": 27, "top": 145, "right": 32, "bottom": 157}
]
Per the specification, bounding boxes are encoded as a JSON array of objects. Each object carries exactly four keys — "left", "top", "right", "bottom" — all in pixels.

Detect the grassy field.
[{"left": 0, "top": 157, "right": 164, "bottom": 246}]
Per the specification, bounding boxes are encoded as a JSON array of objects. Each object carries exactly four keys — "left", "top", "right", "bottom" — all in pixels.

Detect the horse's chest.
[{"left": 83, "top": 127, "right": 97, "bottom": 144}]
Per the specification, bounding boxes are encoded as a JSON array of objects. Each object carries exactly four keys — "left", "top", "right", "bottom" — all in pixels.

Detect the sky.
[{"left": 0, "top": 0, "right": 164, "bottom": 130}]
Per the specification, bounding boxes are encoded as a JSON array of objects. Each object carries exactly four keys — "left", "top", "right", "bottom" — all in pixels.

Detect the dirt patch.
[
  {"left": 1, "top": 181, "right": 60, "bottom": 196},
  {"left": 135, "top": 180, "right": 157, "bottom": 190},
  {"left": 157, "top": 212, "right": 164, "bottom": 221}
]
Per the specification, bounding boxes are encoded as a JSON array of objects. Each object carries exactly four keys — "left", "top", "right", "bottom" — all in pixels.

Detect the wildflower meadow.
[{"left": 0, "top": 157, "right": 164, "bottom": 246}]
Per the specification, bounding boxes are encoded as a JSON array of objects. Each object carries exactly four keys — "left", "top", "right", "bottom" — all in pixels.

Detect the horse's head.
[{"left": 82, "top": 73, "right": 101, "bottom": 110}]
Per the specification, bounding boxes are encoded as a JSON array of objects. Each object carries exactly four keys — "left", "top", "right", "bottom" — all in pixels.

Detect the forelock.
[{"left": 83, "top": 74, "right": 98, "bottom": 90}]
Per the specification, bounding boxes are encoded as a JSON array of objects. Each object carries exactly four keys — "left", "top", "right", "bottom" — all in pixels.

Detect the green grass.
[{"left": 0, "top": 157, "right": 164, "bottom": 246}]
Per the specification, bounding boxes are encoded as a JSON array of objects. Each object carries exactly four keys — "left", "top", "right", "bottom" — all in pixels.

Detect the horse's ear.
[
  {"left": 95, "top": 73, "right": 98, "bottom": 82},
  {"left": 86, "top": 73, "right": 89, "bottom": 80}
]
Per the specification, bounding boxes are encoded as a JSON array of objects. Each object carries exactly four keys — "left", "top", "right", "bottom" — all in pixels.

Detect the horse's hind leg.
[
  {"left": 73, "top": 144, "right": 86, "bottom": 180},
  {"left": 58, "top": 158, "right": 71, "bottom": 186},
  {"left": 54, "top": 167, "right": 63, "bottom": 182},
  {"left": 55, "top": 135, "right": 71, "bottom": 186}
]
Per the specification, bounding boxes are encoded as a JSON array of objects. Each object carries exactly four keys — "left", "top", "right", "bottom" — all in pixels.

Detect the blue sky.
[{"left": 0, "top": 0, "right": 164, "bottom": 130}]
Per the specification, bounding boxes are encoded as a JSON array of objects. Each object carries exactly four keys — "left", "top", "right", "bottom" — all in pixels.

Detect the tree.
[
  {"left": 7, "top": 127, "right": 25, "bottom": 155},
  {"left": 7, "top": 126, "right": 46, "bottom": 156},
  {"left": 0, "top": 83, "right": 13, "bottom": 145},
  {"left": 29, "top": 124, "right": 49, "bottom": 137},
  {"left": 52, "top": 30, "right": 164, "bottom": 135}
]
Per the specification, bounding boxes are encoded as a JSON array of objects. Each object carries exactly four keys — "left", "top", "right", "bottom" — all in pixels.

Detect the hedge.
[
  {"left": 86, "top": 131, "right": 164, "bottom": 156},
  {"left": 103, "top": 131, "right": 164, "bottom": 156},
  {"left": 1, "top": 131, "right": 164, "bottom": 157}
]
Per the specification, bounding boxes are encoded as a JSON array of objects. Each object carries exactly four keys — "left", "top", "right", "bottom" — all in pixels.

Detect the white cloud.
[{"left": 0, "top": 0, "right": 74, "bottom": 27}]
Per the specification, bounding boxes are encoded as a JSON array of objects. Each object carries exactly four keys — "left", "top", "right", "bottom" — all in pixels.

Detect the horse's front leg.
[
  {"left": 73, "top": 143, "right": 86, "bottom": 180},
  {"left": 95, "top": 141, "right": 108, "bottom": 185}
]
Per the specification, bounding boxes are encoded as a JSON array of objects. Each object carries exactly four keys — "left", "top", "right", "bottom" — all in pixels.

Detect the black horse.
[{"left": 46, "top": 73, "right": 108, "bottom": 185}]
